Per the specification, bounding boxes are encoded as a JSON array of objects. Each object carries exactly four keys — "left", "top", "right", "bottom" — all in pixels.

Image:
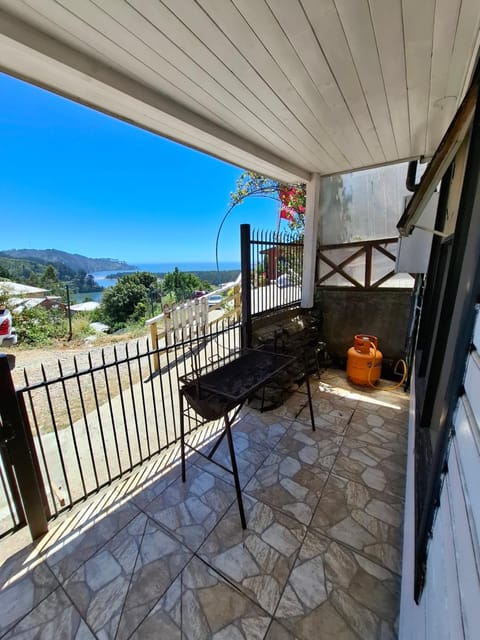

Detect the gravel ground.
[
  {"left": 2, "top": 331, "right": 150, "bottom": 382},
  {"left": 1, "top": 331, "right": 154, "bottom": 434}
]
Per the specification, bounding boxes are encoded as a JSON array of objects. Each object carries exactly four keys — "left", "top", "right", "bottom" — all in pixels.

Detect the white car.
[
  {"left": 207, "top": 294, "right": 223, "bottom": 307},
  {"left": 0, "top": 306, "right": 18, "bottom": 346}
]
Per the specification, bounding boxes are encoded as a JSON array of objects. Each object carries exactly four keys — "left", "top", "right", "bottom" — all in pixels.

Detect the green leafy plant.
[
  {"left": 230, "top": 171, "right": 306, "bottom": 229},
  {"left": 161, "top": 267, "right": 204, "bottom": 303},
  {"left": 14, "top": 307, "right": 67, "bottom": 345},
  {"left": 94, "top": 271, "right": 165, "bottom": 330},
  {"left": 71, "top": 313, "right": 96, "bottom": 339}
]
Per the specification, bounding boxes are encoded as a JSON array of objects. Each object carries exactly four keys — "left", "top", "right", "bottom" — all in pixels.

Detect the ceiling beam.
[{"left": 0, "top": 8, "right": 311, "bottom": 184}]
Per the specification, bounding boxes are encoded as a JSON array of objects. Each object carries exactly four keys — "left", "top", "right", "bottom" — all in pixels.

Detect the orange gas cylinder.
[{"left": 347, "top": 335, "right": 383, "bottom": 386}]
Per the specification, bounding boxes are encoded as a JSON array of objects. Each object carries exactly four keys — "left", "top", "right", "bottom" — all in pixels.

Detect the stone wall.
[
  {"left": 249, "top": 287, "right": 412, "bottom": 391},
  {"left": 250, "top": 308, "right": 324, "bottom": 410},
  {"left": 315, "top": 288, "right": 412, "bottom": 374}
]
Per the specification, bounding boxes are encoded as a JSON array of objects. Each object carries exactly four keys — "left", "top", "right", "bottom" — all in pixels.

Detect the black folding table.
[{"left": 179, "top": 348, "right": 315, "bottom": 529}]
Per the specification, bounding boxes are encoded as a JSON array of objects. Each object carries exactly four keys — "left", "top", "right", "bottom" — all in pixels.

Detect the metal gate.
[{"left": 0, "top": 318, "right": 241, "bottom": 539}]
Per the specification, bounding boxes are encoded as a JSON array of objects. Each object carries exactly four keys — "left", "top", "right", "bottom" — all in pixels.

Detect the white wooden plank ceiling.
[{"left": 0, "top": 0, "right": 479, "bottom": 183}]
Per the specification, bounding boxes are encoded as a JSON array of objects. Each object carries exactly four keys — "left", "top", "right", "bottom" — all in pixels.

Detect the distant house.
[
  {"left": 69, "top": 301, "right": 100, "bottom": 314},
  {"left": 0, "top": 281, "right": 48, "bottom": 298},
  {"left": 11, "top": 296, "right": 65, "bottom": 313},
  {"left": 0, "top": 280, "right": 64, "bottom": 313}
]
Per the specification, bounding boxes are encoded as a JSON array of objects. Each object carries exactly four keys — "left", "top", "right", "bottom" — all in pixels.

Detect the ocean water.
[
  {"left": 71, "top": 290, "right": 103, "bottom": 303},
  {"left": 91, "top": 261, "right": 241, "bottom": 288}
]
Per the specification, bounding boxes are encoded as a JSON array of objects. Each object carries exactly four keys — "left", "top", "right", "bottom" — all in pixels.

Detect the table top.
[{"left": 179, "top": 348, "right": 295, "bottom": 403}]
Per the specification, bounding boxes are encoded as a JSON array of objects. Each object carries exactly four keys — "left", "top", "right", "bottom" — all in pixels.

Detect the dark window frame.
[{"left": 413, "top": 91, "right": 480, "bottom": 601}]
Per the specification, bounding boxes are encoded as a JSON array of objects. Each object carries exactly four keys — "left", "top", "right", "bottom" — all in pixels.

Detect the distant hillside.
[
  {"left": 0, "top": 249, "right": 136, "bottom": 273},
  {"left": 108, "top": 269, "right": 241, "bottom": 286}
]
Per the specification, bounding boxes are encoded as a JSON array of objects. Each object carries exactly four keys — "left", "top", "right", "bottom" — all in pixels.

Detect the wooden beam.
[{"left": 397, "top": 81, "right": 478, "bottom": 236}]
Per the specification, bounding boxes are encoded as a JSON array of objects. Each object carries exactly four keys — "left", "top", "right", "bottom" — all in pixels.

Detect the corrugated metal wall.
[{"left": 318, "top": 163, "right": 413, "bottom": 244}]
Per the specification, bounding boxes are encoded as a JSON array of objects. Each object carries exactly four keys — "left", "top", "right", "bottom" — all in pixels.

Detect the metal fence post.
[
  {"left": 0, "top": 354, "right": 48, "bottom": 539},
  {"left": 240, "top": 224, "right": 252, "bottom": 348}
]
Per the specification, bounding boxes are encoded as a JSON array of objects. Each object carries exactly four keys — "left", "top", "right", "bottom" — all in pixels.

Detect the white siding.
[
  {"left": 448, "top": 439, "right": 480, "bottom": 637},
  {"left": 473, "top": 308, "right": 480, "bottom": 352},
  {"left": 424, "top": 477, "right": 463, "bottom": 640},
  {"left": 400, "top": 308, "right": 480, "bottom": 639}
]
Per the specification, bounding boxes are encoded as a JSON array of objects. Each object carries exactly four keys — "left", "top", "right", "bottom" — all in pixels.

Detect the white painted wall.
[
  {"left": 400, "top": 308, "right": 480, "bottom": 639},
  {"left": 301, "top": 174, "right": 321, "bottom": 308}
]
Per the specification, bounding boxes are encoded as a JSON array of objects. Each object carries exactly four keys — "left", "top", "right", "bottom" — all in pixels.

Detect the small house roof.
[
  {"left": 0, "top": 281, "right": 48, "bottom": 297},
  {"left": 69, "top": 301, "right": 100, "bottom": 312}
]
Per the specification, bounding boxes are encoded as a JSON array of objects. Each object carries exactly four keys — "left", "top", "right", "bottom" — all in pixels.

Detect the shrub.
[
  {"left": 71, "top": 313, "right": 96, "bottom": 339},
  {"left": 14, "top": 307, "right": 67, "bottom": 346}
]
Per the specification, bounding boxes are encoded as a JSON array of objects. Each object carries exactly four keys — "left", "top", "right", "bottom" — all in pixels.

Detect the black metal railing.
[
  {"left": 0, "top": 420, "right": 26, "bottom": 536},
  {"left": 241, "top": 225, "right": 303, "bottom": 320},
  {"left": 0, "top": 318, "right": 241, "bottom": 537},
  {"left": 1, "top": 225, "right": 303, "bottom": 538}
]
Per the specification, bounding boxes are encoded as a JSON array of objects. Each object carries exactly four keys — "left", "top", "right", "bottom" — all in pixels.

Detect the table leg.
[
  {"left": 224, "top": 413, "right": 247, "bottom": 529},
  {"left": 206, "top": 429, "right": 227, "bottom": 460},
  {"left": 305, "top": 371, "right": 316, "bottom": 432}
]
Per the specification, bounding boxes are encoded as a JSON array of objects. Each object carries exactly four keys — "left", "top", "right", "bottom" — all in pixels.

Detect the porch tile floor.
[{"left": 0, "top": 370, "right": 409, "bottom": 639}]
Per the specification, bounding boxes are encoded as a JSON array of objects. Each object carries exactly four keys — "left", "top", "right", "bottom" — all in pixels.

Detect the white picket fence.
[
  {"left": 145, "top": 285, "right": 241, "bottom": 371},
  {"left": 164, "top": 297, "right": 209, "bottom": 345}
]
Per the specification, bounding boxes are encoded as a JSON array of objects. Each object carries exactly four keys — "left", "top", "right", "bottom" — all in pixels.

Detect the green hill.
[{"left": 0, "top": 249, "right": 136, "bottom": 273}]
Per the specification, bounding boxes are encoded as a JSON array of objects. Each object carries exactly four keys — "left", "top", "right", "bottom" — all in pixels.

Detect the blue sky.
[{"left": 0, "top": 72, "right": 280, "bottom": 266}]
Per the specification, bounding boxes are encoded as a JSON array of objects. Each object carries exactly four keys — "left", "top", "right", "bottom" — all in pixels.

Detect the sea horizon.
[{"left": 134, "top": 261, "right": 241, "bottom": 273}]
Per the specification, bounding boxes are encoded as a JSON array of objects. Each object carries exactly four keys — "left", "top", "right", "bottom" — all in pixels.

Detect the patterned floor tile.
[
  {"left": 63, "top": 512, "right": 148, "bottom": 638},
  {"left": 294, "top": 388, "right": 354, "bottom": 434},
  {"left": 129, "top": 576, "right": 182, "bottom": 639},
  {"left": 274, "top": 422, "right": 343, "bottom": 474},
  {"left": 354, "top": 392, "right": 409, "bottom": 415},
  {"left": 244, "top": 447, "right": 329, "bottom": 526},
  {"left": 116, "top": 518, "right": 192, "bottom": 640},
  {"left": 313, "top": 378, "right": 361, "bottom": 409},
  {"left": 144, "top": 468, "right": 237, "bottom": 551},
  {"left": 332, "top": 431, "right": 406, "bottom": 499},
  {"left": 315, "top": 373, "right": 409, "bottom": 418},
  {"left": 353, "top": 392, "right": 409, "bottom": 420},
  {"left": 128, "top": 464, "right": 181, "bottom": 511},
  {"left": 191, "top": 434, "right": 269, "bottom": 489},
  {"left": 188, "top": 410, "right": 288, "bottom": 488},
  {"left": 350, "top": 403, "right": 408, "bottom": 429},
  {"left": 345, "top": 413, "right": 408, "bottom": 455},
  {"left": 134, "top": 557, "right": 271, "bottom": 639},
  {"left": 311, "top": 387, "right": 359, "bottom": 413},
  {"left": 233, "top": 412, "right": 293, "bottom": 451},
  {"left": 275, "top": 530, "right": 400, "bottom": 640},
  {"left": 183, "top": 557, "right": 271, "bottom": 639},
  {"left": 310, "top": 474, "right": 404, "bottom": 574},
  {"left": 0, "top": 368, "right": 408, "bottom": 640},
  {"left": 265, "top": 620, "right": 302, "bottom": 639},
  {"left": 0, "top": 549, "right": 59, "bottom": 637},
  {"left": 199, "top": 495, "right": 306, "bottom": 615},
  {"left": 2, "top": 587, "right": 95, "bottom": 639},
  {"left": 46, "top": 499, "right": 141, "bottom": 583},
  {"left": 271, "top": 389, "right": 312, "bottom": 422}
]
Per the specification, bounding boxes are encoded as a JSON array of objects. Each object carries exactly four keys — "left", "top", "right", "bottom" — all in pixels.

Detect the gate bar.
[{"left": 240, "top": 223, "right": 252, "bottom": 348}]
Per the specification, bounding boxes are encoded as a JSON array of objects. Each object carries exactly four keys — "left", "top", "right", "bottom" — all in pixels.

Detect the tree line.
[
  {"left": 93, "top": 268, "right": 227, "bottom": 331},
  {"left": 0, "top": 257, "right": 102, "bottom": 294},
  {"left": 1, "top": 266, "right": 233, "bottom": 345}
]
